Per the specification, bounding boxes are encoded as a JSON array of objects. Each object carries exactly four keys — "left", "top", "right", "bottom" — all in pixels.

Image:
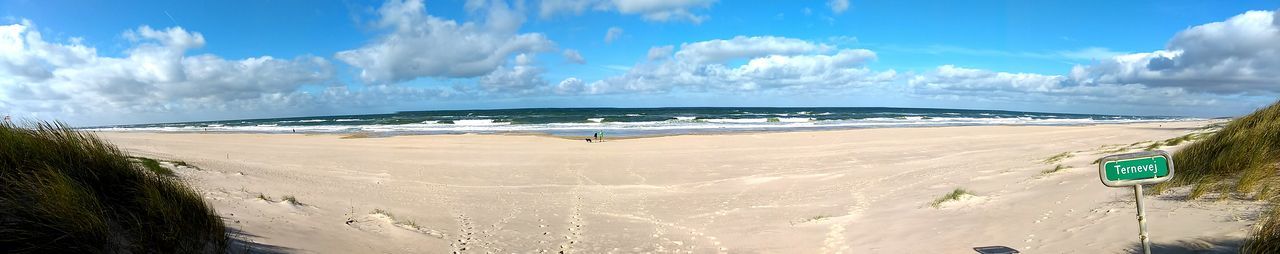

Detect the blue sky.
[{"left": 2, "top": 0, "right": 1279, "bottom": 125}]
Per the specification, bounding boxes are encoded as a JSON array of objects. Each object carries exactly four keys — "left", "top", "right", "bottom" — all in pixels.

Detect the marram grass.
[
  {"left": 0, "top": 121, "right": 225, "bottom": 252},
  {"left": 1146, "top": 101, "right": 1280, "bottom": 253},
  {"left": 930, "top": 188, "right": 973, "bottom": 208},
  {"left": 1153, "top": 101, "right": 1280, "bottom": 196}
]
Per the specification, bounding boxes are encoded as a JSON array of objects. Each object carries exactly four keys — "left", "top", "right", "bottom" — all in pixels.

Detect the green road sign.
[
  {"left": 1098, "top": 150, "right": 1175, "bottom": 187},
  {"left": 1096, "top": 150, "right": 1175, "bottom": 254}
]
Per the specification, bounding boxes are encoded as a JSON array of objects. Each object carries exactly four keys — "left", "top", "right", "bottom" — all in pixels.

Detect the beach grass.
[
  {"left": 931, "top": 188, "right": 973, "bottom": 208},
  {"left": 1152, "top": 101, "right": 1280, "bottom": 196},
  {"left": 1148, "top": 101, "right": 1280, "bottom": 252},
  {"left": 1143, "top": 141, "right": 1164, "bottom": 151},
  {"left": 1041, "top": 164, "right": 1070, "bottom": 175},
  {"left": 1043, "top": 152, "right": 1074, "bottom": 164},
  {"left": 130, "top": 156, "right": 175, "bottom": 177},
  {"left": 1244, "top": 205, "right": 1280, "bottom": 254},
  {"left": 257, "top": 193, "right": 274, "bottom": 202},
  {"left": 371, "top": 208, "right": 420, "bottom": 229},
  {"left": 282, "top": 195, "right": 303, "bottom": 206},
  {"left": 1163, "top": 133, "right": 1198, "bottom": 146},
  {"left": 0, "top": 121, "right": 225, "bottom": 252}
]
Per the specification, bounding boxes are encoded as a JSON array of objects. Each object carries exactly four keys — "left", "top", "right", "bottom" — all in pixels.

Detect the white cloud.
[
  {"left": 570, "top": 36, "right": 894, "bottom": 94},
  {"left": 336, "top": 0, "right": 554, "bottom": 84},
  {"left": 907, "top": 65, "right": 1218, "bottom": 107},
  {"left": 562, "top": 49, "right": 586, "bottom": 64},
  {"left": 0, "top": 21, "right": 333, "bottom": 123},
  {"left": 879, "top": 44, "right": 1127, "bottom": 61},
  {"left": 646, "top": 45, "right": 673, "bottom": 60},
  {"left": 674, "top": 36, "right": 831, "bottom": 64},
  {"left": 1055, "top": 47, "right": 1125, "bottom": 60},
  {"left": 477, "top": 54, "right": 548, "bottom": 94},
  {"left": 604, "top": 26, "right": 623, "bottom": 43},
  {"left": 896, "top": 10, "right": 1280, "bottom": 113},
  {"left": 827, "top": 0, "right": 849, "bottom": 14},
  {"left": 554, "top": 77, "right": 585, "bottom": 95},
  {"left": 539, "top": 0, "right": 716, "bottom": 23},
  {"left": 1069, "top": 10, "right": 1280, "bottom": 94}
]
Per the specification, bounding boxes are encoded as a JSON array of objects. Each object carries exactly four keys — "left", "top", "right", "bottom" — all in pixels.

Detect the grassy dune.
[
  {"left": 1149, "top": 101, "right": 1280, "bottom": 253},
  {"left": 1154, "top": 101, "right": 1280, "bottom": 197},
  {"left": 0, "top": 122, "right": 225, "bottom": 252}
]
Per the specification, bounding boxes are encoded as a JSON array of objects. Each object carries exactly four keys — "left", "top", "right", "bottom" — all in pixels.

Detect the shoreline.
[{"left": 89, "top": 119, "right": 1214, "bottom": 141}]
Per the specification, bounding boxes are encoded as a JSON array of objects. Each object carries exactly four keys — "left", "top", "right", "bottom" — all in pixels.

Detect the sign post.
[{"left": 1097, "top": 150, "right": 1175, "bottom": 254}]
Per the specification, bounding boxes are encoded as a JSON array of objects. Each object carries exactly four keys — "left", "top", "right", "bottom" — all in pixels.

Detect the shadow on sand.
[
  {"left": 227, "top": 226, "right": 294, "bottom": 254},
  {"left": 1125, "top": 237, "right": 1244, "bottom": 254}
]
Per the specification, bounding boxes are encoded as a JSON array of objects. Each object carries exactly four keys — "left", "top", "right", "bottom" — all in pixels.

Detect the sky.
[{"left": 1, "top": 0, "right": 1279, "bottom": 126}]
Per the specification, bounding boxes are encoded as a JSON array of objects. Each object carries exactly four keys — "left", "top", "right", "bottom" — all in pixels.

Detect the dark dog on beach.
[{"left": 585, "top": 138, "right": 593, "bottom": 143}]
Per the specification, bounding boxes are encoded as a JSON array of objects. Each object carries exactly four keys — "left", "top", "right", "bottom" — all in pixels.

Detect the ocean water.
[{"left": 92, "top": 107, "right": 1192, "bottom": 137}]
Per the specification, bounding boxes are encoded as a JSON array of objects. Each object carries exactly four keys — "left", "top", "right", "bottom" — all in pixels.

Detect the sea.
[{"left": 91, "top": 107, "right": 1193, "bottom": 137}]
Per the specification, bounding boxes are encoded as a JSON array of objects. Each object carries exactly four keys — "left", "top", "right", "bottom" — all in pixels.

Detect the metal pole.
[{"left": 1134, "top": 184, "right": 1151, "bottom": 254}]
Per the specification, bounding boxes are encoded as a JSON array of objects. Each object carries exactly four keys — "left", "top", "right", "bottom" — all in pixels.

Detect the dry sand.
[{"left": 97, "top": 120, "right": 1263, "bottom": 253}]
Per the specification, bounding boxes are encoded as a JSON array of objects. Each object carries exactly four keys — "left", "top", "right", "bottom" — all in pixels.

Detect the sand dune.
[{"left": 98, "top": 120, "right": 1262, "bottom": 253}]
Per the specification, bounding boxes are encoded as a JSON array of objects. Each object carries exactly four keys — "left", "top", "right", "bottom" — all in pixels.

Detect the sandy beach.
[{"left": 97, "top": 120, "right": 1262, "bottom": 253}]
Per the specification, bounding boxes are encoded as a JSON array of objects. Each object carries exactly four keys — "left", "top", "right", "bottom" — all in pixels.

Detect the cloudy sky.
[{"left": 1, "top": 0, "right": 1278, "bottom": 126}]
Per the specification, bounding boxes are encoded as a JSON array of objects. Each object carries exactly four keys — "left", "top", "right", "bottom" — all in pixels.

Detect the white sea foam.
[
  {"left": 702, "top": 118, "right": 768, "bottom": 123},
  {"left": 778, "top": 117, "right": 814, "bottom": 123},
  {"left": 588, "top": 118, "right": 605, "bottom": 123},
  {"left": 93, "top": 116, "right": 1195, "bottom": 136},
  {"left": 673, "top": 116, "right": 697, "bottom": 121},
  {"left": 452, "top": 119, "right": 510, "bottom": 126}
]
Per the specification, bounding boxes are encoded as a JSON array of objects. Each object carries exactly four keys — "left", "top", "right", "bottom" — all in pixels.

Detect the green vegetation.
[
  {"left": 1147, "top": 101, "right": 1280, "bottom": 253},
  {"left": 1143, "top": 141, "right": 1164, "bottom": 151},
  {"left": 256, "top": 193, "right": 274, "bottom": 202},
  {"left": 0, "top": 121, "right": 225, "bottom": 252},
  {"left": 1244, "top": 206, "right": 1280, "bottom": 253},
  {"left": 1043, "top": 151, "right": 1074, "bottom": 164},
  {"left": 931, "top": 188, "right": 974, "bottom": 208},
  {"left": 371, "top": 208, "right": 418, "bottom": 229},
  {"left": 171, "top": 160, "right": 194, "bottom": 168},
  {"left": 1163, "top": 133, "right": 1198, "bottom": 146},
  {"left": 1041, "top": 164, "right": 1070, "bottom": 175},
  {"left": 130, "top": 156, "right": 174, "bottom": 176},
  {"left": 282, "top": 195, "right": 303, "bottom": 206},
  {"left": 1153, "top": 102, "right": 1280, "bottom": 196}
]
